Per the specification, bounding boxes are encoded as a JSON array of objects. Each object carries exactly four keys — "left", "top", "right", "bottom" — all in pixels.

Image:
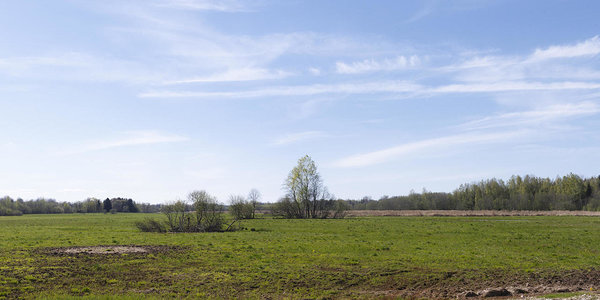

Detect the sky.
[{"left": 1, "top": 0, "right": 600, "bottom": 204}]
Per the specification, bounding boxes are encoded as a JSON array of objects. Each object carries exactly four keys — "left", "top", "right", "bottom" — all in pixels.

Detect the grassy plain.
[{"left": 1, "top": 214, "right": 600, "bottom": 299}]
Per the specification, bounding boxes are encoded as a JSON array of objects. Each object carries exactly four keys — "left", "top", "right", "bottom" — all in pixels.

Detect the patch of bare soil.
[
  {"left": 42, "top": 245, "right": 179, "bottom": 255},
  {"left": 377, "top": 268, "right": 600, "bottom": 299},
  {"left": 347, "top": 210, "right": 600, "bottom": 217}
]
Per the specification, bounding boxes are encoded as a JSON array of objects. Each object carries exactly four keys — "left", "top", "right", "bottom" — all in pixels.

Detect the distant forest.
[
  {"left": 0, "top": 197, "right": 160, "bottom": 216},
  {"left": 347, "top": 174, "right": 600, "bottom": 211},
  {"left": 2, "top": 173, "right": 600, "bottom": 216}
]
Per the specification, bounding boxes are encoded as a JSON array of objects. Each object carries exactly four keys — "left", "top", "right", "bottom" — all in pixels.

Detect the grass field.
[{"left": 1, "top": 214, "right": 600, "bottom": 299}]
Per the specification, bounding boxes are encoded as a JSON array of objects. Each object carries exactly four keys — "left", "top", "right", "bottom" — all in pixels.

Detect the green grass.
[{"left": 1, "top": 214, "right": 600, "bottom": 298}]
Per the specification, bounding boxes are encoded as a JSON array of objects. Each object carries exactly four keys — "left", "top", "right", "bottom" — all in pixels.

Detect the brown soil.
[
  {"left": 41, "top": 245, "right": 181, "bottom": 255},
  {"left": 376, "top": 268, "right": 600, "bottom": 299},
  {"left": 347, "top": 210, "right": 600, "bottom": 217}
]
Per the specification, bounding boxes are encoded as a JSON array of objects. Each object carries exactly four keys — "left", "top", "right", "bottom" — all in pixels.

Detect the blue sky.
[{"left": 1, "top": 0, "right": 600, "bottom": 204}]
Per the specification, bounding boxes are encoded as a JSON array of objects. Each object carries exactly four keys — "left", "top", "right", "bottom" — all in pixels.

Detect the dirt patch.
[
  {"left": 347, "top": 210, "right": 600, "bottom": 217},
  {"left": 42, "top": 245, "right": 180, "bottom": 256},
  {"left": 62, "top": 246, "right": 148, "bottom": 254},
  {"left": 380, "top": 268, "right": 600, "bottom": 299}
]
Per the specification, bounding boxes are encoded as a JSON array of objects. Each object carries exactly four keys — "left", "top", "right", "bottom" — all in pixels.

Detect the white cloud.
[
  {"left": 460, "top": 101, "right": 600, "bottom": 130},
  {"left": 444, "top": 36, "right": 600, "bottom": 84},
  {"left": 0, "top": 52, "right": 162, "bottom": 84},
  {"left": 308, "top": 67, "right": 321, "bottom": 76},
  {"left": 271, "top": 131, "right": 327, "bottom": 146},
  {"left": 66, "top": 130, "right": 189, "bottom": 154},
  {"left": 335, "top": 55, "right": 419, "bottom": 74},
  {"left": 153, "top": 0, "right": 257, "bottom": 12},
  {"left": 165, "top": 68, "right": 290, "bottom": 84},
  {"left": 530, "top": 36, "right": 600, "bottom": 61},
  {"left": 140, "top": 80, "right": 600, "bottom": 99},
  {"left": 405, "top": 3, "right": 436, "bottom": 23},
  {"left": 334, "top": 131, "right": 525, "bottom": 168},
  {"left": 139, "top": 80, "right": 423, "bottom": 98},
  {"left": 430, "top": 81, "right": 600, "bottom": 94}
]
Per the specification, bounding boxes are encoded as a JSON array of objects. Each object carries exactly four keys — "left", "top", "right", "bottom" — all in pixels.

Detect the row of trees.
[
  {"left": 137, "top": 155, "right": 345, "bottom": 233},
  {"left": 0, "top": 196, "right": 155, "bottom": 216},
  {"left": 6, "top": 156, "right": 597, "bottom": 217},
  {"left": 138, "top": 155, "right": 345, "bottom": 234},
  {"left": 137, "top": 189, "right": 262, "bottom": 232},
  {"left": 346, "top": 174, "right": 600, "bottom": 211}
]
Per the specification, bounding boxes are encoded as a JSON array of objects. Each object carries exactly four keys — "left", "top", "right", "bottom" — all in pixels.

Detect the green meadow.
[{"left": 1, "top": 214, "right": 600, "bottom": 299}]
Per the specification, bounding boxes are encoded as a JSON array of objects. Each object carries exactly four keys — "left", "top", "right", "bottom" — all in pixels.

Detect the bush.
[
  {"left": 190, "top": 191, "right": 224, "bottom": 232},
  {"left": 150, "top": 191, "right": 226, "bottom": 233},
  {"left": 229, "top": 195, "right": 254, "bottom": 220},
  {"left": 135, "top": 218, "right": 167, "bottom": 233},
  {"left": 272, "top": 197, "right": 301, "bottom": 218},
  {"left": 272, "top": 197, "right": 347, "bottom": 219}
]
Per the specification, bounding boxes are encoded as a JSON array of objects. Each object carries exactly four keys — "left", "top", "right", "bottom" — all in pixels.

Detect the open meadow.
[{"left": 2, "top": 213, "right": 600, "bottom": 299}]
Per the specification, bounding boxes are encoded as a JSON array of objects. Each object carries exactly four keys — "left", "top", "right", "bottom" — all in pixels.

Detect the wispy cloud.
[
  {"left": 65, "top": 130, "right": 189, "bottom": 154},
  {"left": 334, "top": 131, "right": 525, "bottom": 168},
  {"left": 308, "top": 67, "right": 321, "bottom": 76},
  {"left": 447, "top": 36, "right": 600, "bottom": 84},
  {"left": 137, "top": 35, "right": 600, "bottom": 99},
  {"left": 530, "top": 36, "right": 600, "bottom": 61},
  {"left": 404, "top": 1, "right": 496, "bottom": 23},
  {"left": 2, "top": 2, "right": 381, "bottom": 87},
  {"left": 0, "top": 52, "right": 162, "bottom": 84},
  {"left": 334, "top": 100, "right": 600, "bottom": 169},
  {"left": 140, "top": 80, "right": 423, "bottom": 98},
  {"left": 271, "top": 131, "right": 327, "bottom": 146},
  {"left": 140, "top": 80, "right": 600, "bottom": 99},
  {"left": 405, "top": 1, "right": 436, "bottom": 23},
  {"left": 430, "top": 81, "right": 600, "bottom": 94},
  {"left": 460, "top": 101, "right": 600, "bottom": 130},
  {"left": 336, "top": 55, "right": 419, "bottom": 74},
  {"left": 165, "top": 68, "right": 290, "bottom": 84},
  {"left": 153, "top": 0, "right": 259, "bottom": 12}
]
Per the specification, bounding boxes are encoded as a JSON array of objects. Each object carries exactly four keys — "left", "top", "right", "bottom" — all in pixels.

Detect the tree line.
[
  {"left": 0, "top": 196, "right": 160, "bottom": 216},
  {"left": 4, "top": 159, "right": 599, "bottom": 217},
  {"left": 346, "top": 174, "right": 600, "bottom": 211}
]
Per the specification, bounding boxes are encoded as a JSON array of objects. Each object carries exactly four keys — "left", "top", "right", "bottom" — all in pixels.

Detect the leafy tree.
[
  {"left": 126, "top": 199, "right": 139, "bottom": 212},
  {"left": 276, "top": 155, "right": 345, "bottom": 218},
  {"left": 103, "top": 198, "right": 112, "bottom": 212}
]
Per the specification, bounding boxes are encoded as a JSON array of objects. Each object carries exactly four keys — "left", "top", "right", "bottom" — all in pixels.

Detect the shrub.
[
  {"left": 146, "top": 191, "right": 226, "bottom": 233},
  {"left": 229, "top": 195, "right": 254, "bottom": 220},
  {"left": 135, "top": 218, "right": 167, "bottom": 233}
]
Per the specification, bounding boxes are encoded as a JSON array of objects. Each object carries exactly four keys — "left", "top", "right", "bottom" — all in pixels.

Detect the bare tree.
[
  {"left": 162, "top": 200, "right": 187, "bottom": 232},
  {"left": 247, "top": 188, "right": 261, "bottom": 218},
  {"left": 188, "top": 190, "right": 223, "bottom": 232}
]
